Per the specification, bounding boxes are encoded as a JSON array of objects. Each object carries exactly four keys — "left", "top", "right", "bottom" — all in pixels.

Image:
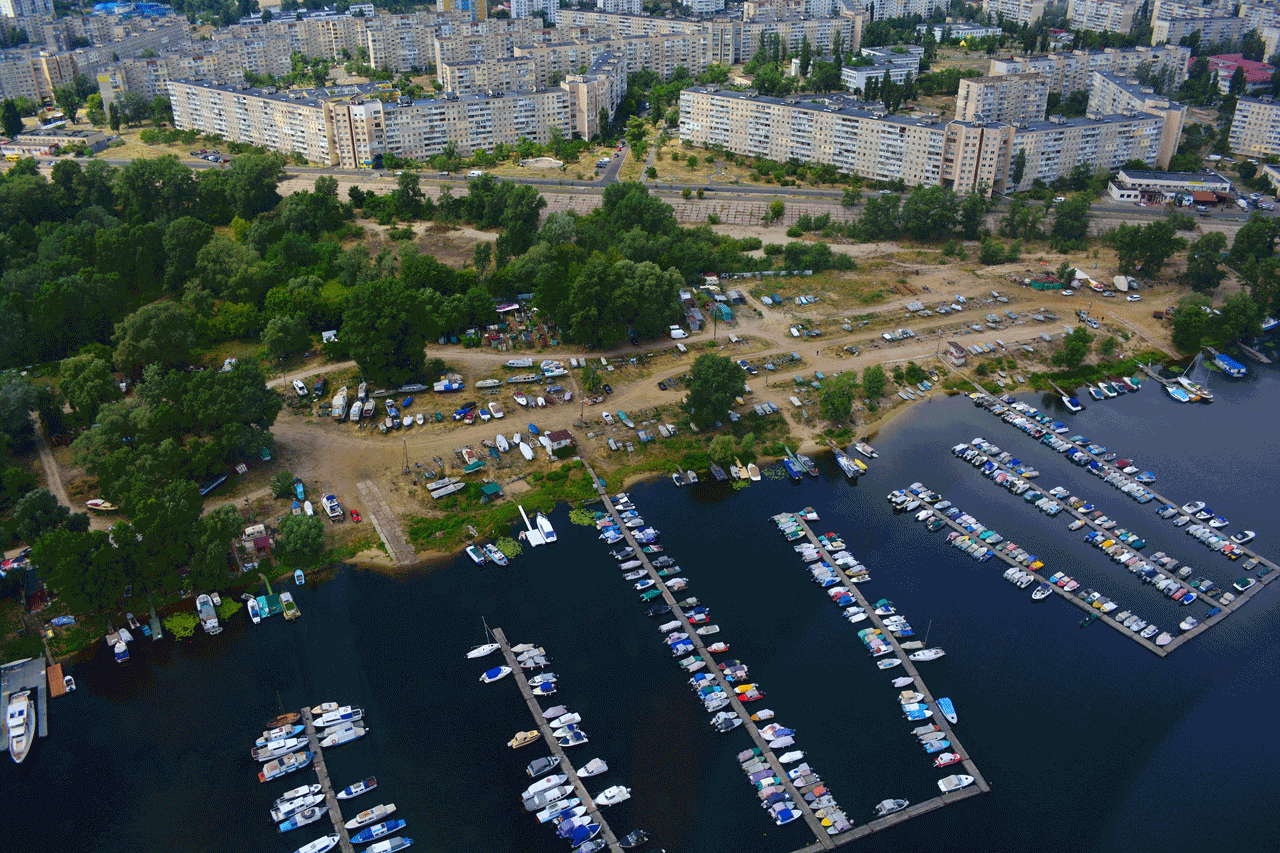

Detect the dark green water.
[{"left": 6, "top": 357, "right": 1280, "bottom": 853}]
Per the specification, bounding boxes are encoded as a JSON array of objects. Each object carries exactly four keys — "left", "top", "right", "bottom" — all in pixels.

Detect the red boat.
[
  {"left": 933, "top": 752, "right": 962, "bottom": 768},
  {"left": 705, "top": 642, "right": 729, "bottom": 654},
  {"left": 738, "top": 688, "right": 765, "bottom": 702}
]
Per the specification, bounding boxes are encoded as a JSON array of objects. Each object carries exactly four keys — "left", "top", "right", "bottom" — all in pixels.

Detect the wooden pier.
[
  {"left": 491, "top": 627, "right": 623, "bottom": 853},
  {"left": 1135, "top": 362, "right": 1175, "bottom": 388},
  {"left": 300, "top": 707, "right": 356, "bottom": 853},
  {"left": 788, "top": 517, "right": 990, "bottom": 843},
  {"left": 579, "top": 460, "right": 838, "bottom": 849},
  {"left": 973, "top": 394, "right": 1280, "bottom": 650}
]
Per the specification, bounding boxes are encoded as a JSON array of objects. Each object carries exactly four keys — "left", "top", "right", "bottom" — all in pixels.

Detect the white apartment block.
[
  {"left": 981, "top": 0, "right": 1046, "bottom": 26},
  {"left": 1239, "top": 1, "right": 1280, "bottom": 31},
  {"left": 1229, "top": 96, "right": 1280, "bottom": 157},
  {"left": 510, "top": 0, "right": 555, "bottom": 18},
  {"left": 1066, "top": 0, "right": 1137, "bottom": 34},
  {"left": 1150, "top": 0, "right": 1234, "bottom": 21},
  {"left": 856, "top": 0, "right": 947, "bottom": 20},
  {"left": 686, "top": 0, "right": 727, "bottom": 14},
  {"left": 0, "top": 0, "right": 51, "bottom": 19},
  {"left": 439, "top": 57, "right": 537, "bottom": 94},
  {"left": 679, "top": 85, "right": 1180, "bottom": 194},
  {"left": 1150, "top": 15, "right": 1247, "bottom": 46},
  {"left": 955, "top": 72, "right": 1050, "bottom": 125},
  {"left": 1087, "top": 72, "right": 1185, "bottom": 167},
  {"left": 917, "top": 23, "right": 1004, "bottom": 40},
  {"left": 989, "top": 45, "right": 1191, "bottom": 94},
  {"left": 840, "top": 51, "right": 921, "bottom": 93},
  {"left": 596, "top": 0, "right": 643, "bottom": 14}
]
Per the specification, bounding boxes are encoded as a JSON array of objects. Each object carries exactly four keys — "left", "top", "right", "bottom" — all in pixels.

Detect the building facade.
[
  {"left": 1228, "top": 96, "right": 1280, "bottom": 157},
  {"left": 955, "top": 72, "right": 1050, "bottom": 124},
  {"left": 980, "top": 0, "right": 1046, "bottom": 26},
  {"left": 1066, "top": 0, "right": 1137, "bottom": 34},
  {"left": 988, "top": 45, "right": 1190, "bottom": 94},
  {"left": 1150, "top": 15, "right": 1247, "bottom": 47}
]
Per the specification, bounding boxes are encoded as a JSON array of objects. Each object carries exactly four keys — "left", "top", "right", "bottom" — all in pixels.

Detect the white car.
[
  {"left": 1061, "top": 289, "right": 1074, "bottom": 296},
  {"left": 1053, "top": 196, "right": 1066, "bottom": 203},
  {"left": 468, "top": 170, "right": 484, "bottom": 178},
  {"left": 1127, "top": 294, "right": 1141, "bottom": 302},
  {"left": 669, "top": 325, "right": 688, "bottom": 339},
  {"left": 292, "top": 379, "right": 308, "bottom": 397}
]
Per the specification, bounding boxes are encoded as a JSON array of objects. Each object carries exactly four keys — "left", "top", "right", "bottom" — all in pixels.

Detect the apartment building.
[
  {"left": 1239, "top": 1, "right": 1280, "bottom": 31},
  {"left": 0, "top": 0, "right": 51, "bottom": 19},
  {"left": 686, "top": 0, "right": 727, "bottom": 14},
  {"left": 955, "top": 72, "right": 1050, "bottom": 124},
  {"left": 679, "top": 85, "right": 1178, "bottom": 194},
  {"left": 1228, "top": 96, "right": 1280, "bottom": 157},
  {"left": 988, "top": 45, "right": 1191, "bottom": 94},
  {"left": 861, "top": 0, "right": 948, "bottom": 19},
  {"left": 917, "top": 22, "right": 1004, "bottom": 40},
  {"left": 439, "top": 57, "right": 537, "bottom": 94},
  {"left": 840, "top": 48, "right": 920, "bottom": 93},
  {"left": 981, "top": 0, "right": 1046, "bottom": 26},
  {"left": 1066, "top": 0, "right": 1137, "bottom": 34},
  {"left": 1150, "top": 15, "right": 1247, "bottom": 46},
  {"left": 440, "top": 0, "right": 486, "bottom": 23},
  {"left": 511, "top": 0, "right": 555, "bottom": 18},
  {"left": 1087, "top": 72, "right": 1185, "bottom": 167}
]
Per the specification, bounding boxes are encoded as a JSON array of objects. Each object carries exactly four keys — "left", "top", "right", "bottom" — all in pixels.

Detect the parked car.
[
  {"left": 292, "top": 379, "right": 308, "bottom": 397},
  {"left": 1127, "top": 294, "right": 1142, "bottom": 302}
]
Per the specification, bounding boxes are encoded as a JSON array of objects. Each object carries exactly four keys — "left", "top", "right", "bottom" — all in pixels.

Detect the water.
[{"left": 6, "top": 366, "right": 1280, "bottom": 853}]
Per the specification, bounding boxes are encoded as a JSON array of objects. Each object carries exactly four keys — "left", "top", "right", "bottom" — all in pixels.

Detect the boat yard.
[
  {"left": 969, "top": 392, "right": 1280, "bottom": 653},
  {"left": 491, "top": 626, "right": 625, "bottom": 853},
  {"left": 299, "top": 706, "right": 357, "bottom": 853}
]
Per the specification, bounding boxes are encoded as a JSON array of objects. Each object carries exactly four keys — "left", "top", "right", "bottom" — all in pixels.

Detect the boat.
[
  {"left": 480, "top": 666, "right": 512, "bottom": 683},
  {"left": 877, "top": 658, "right": 902, "bottom": 669},
  {"left": 908, "top": 648, "right": 945, "bottom": 661},
  {"left": 937, "top": 697, "right": 957, "bottom": 724},
  {"left": 483, "top": 543, "right": 509, "bottom": 566},
  {"left": 781, "top": 457, "right": 804, "bottom": 480},
  {"left": 1209, "top": 348, "right": 1247, "bottom": 377},
  {"left": 596, "top": 785, "right": 631, "bottom": 806},
  {"left": 854, "top": 442, "right": 878, "bottom": 459},
  {"left": 6, "top": 691, "right": 32, "bottom": 764},
  {"left": 266, "top": 712, "right": 301, "bottom": 729},
  {"left": 508, "top": 730, "right": 541, "bottom": 749},
  {"left": 891, "top": 676, "right": 914, "bottom": 688},
  {"left": 196, "top": 593, "right": 221, "bottom": 635},
  {"left": 292, "top": 834, "right": 340, "bottom": 853},
  {"left": 331, "top": 386, "right": 348, "bottom": 421},
  {"left": 734, "top": 458, "right": 750, "bottom": 481},
  {"left": 279, "top": 805, "right": 329, "bottom": 834},
  {"left": 938, "top": 774, "right": 975, "bottom": 793},
  {"left": 619, "top": 829, "right": 651, "bottom": 849},
  {"left": 350, "top": 820, "right": 406, "bottom": 845},
  {"left": 874, "top": 799, "right": 909, "bottom": 817},
  {"left": 280, "top": 591, "right": 300, "bottom": 621},
  {"left": 1062, "top": 395, "right": 1083, "bottom": 412},
  {"left": 258, "top": 751, "right": 313, "bottom": 783},
  {"left": 320, "top": 724, "right": 366, "bottom": 748},
  {"left": 345, "top": 803, "right": 397, "bottom": 830},
  {"left": 536, "top": 512, "right": 557, "bottom": 544},
  {"left": 1031, "top": 583, "right": 1052, "bottom": 601},
  {"left": 465, "top": 544, "right": 486, "bottom": 565},
  {"left": 747, "top": 463, "right": 761, "bottom": 481},
  {"left": 272, "top": 791, "right": 325, "bottom": 821},
  {"left": 337, "top": 777, "right": 377, "bottom": 800},
  {"left": 247, "top": 597, "right": 262, "bottom": 623},
  {"left": 578, "top": 758, "right": 609, "bottom": 777},
  {"left": 366, "top": 838, "right": 413, "bottom": 853},
  {"left": 85, "top": 498, "right": 117, "bottom": 512},
  {"left": 1231, "top": 530, "right": 1256, "bottom": 545}
]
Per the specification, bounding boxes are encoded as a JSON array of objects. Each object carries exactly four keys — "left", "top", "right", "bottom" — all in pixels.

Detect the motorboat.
[
  {"left": 937, "top": 697, "right": 957, "bottom": 724},
  {"left": 291, "top": 834, "right": 340, "bottom": 853},
  {"left": 874, "top": 799, "right": 909, "bottom": 817},
  {"left": 252, "top": 737, "right": 307, "bottom": 762},
  {"left": 337, "top": 777, "right": 377, "bottom": 800},
  {"left": 877, "top": 658, "right": 902, "bottom": 669},
  {"left": 320, "top": 724, "right": 365, "bottom": 748},
  {"left": 350, "top": 821, "right": 406, "bottom": 845},
  {"left": 891, "top": 676, "right": 914, "bottom": 688},
  {"left": 314, "top": 707, "right": 363, "bottom": 728},
  {"left": 258, "top": 751, "right": 313, "bottom": 783},
  {"left": 934, "top": 752, "right": 962, "bottom": 768},
  {"left": 523, "top": 774, "right": 569, "bottom": 800},
  {"left": 6, "top": 691, "right": 32, "bottom": 763},
  {"left": 247, "top": 597, "right": 262, "bottom": 623},
  {"left": 596, "top": 786, "right": 632, "bottom": 806},
  {"left": 480, "top": 666, "right": 511, "bottom": 683},
  {"left": 619, "top": 829, "right": 650, "bottom": 849},
  {"left": 578, "top": 758, "right": 608, "bottom": 777},
  {"left": 345, "top": 803, "right": 397, "bottom": 830},
  {"left": 908, "top": 648, "right": 946, "bottom": 662},
  {"left": 256, "top": 724, "right": 305, "bottom": 746},
  {"left": 938, "top": 774, "right": 975, "bottom": 793},
  {"left": 366, "top": 838, "right": 413, "bottom": 853},
  {"left": 508, "top": 730, "right": 542, "bottom": 749},
  {"left": 278, "top": 805, "right": 329, "bottom": 833},
  {"left": 1231, "top": 530, "right": 1256, "bottom": 545}
]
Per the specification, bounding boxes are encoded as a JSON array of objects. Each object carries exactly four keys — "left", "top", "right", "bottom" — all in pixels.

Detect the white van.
[{"left": 468, "top": 170, "right": 484, "bottom": 178}]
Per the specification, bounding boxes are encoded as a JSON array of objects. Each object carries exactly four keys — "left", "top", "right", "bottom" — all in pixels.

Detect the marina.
[
  {"left": 490, "top": 626, "right": 624, "bottom": 852},
  {"left": 299, "top": 707, "right": 357, "bottom": 853}
]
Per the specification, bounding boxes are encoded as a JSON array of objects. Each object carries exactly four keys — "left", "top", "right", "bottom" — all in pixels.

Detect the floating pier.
[
  {"left": 299, "top": 707, "right": 356, "bottom": 853},
  {"left": 787, "top": 516, "right": 989, "bottom": 842},
  {"left": 491, "top": 627, "right": 622, "bottom": 853},
  {"left": 518, "top": 504, "right": 546, "bottom": 547}
]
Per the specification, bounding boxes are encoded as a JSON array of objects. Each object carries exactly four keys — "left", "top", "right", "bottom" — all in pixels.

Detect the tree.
[
  {"left": 186, "top": 504, "right": 241, "bottom": 591},
  {"left": 1181, "top": 232, "right": 1228, "bottom": 292},
  {"left": 1242, "top": 28, "right": 1266, "bottom": 62},
  {"left": 60, "top": 355, "right": 121, "bottom": 423},
  {"left": 862, "top": 364, "right": 886, "bottom": 399},
  {"left": 276, "top": 513, "right": 326, "bottom": 567},
  {"left": 1229, "top": 66, "right": 1247, "bottom": 97},
  {"left": 108, "top": 101, "right": 120, "bottom": 131},
  {"left": 766, "top": 198, "right": 785, "bottom": 224},
  {"left": 31, "top": 528, "right": 125, "bottom": 613},
  {"left": 684, "top": 353, "right": 744, "bottom": 425},
  {"left": 819, "top": 372, "right": 859, "bottom": 424},
  {"left": 263, "top": 313, "right": 312, "bottom": 360},
  {"left": 394, "top": 170, "right": 425, "bottom": 219},
  {"left": 708, "top": 434, "right": 736, "bottom": 466},
  {"left": 1050, "top": 195, "right": 1092, "bottom": 252},
  {"left": 162, "top": 216, "right": 214, "bottom": 289},
  {"left": 1053, "top": 326, "right": 1094, "bottom": 369},
  {"left": 14, "top": 487, "right": 87, "bottom": 545},
  {"left": 799, "top": 35, "right": 813, "bottom": 77},
  {"left": 112, "top": 302, "right": 196, "bottom": 380},
  {"left": 0, "top": 375, "right": 38, "bottom": 452},
  {"left": 1055, "top": 261, "right": 1076, "bottom": 285},
  {"left": 340, "top": 278, "right": 428, "bottom": 386},
  {"left": 0, "top": 98, "right": 21, "bottom": 137},
  {"left": 1230, "top": 213, "right": 1276, "bottom": 266},
  {"left": 1010, "top": 148, "right": 1026, "bottom": 187},
  {"left": 54, "top": 85, "right": 82, "bottom": 123},
  {"left": 1170, "top": 295, "right": 1212, "bottom": 352}
]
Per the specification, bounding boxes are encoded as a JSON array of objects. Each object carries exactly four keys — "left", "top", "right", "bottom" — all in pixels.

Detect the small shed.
[
  {"left": 548, "top": 429, "right": 575, "bottom": 450},
  {"left": 480, "top": 482, "right": 504, "bottom": 502}
]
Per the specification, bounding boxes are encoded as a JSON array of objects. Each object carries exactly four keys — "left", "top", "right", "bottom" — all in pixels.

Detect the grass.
[{"left": 1026, "top": 350, "right": 1168, "bottom": 391}]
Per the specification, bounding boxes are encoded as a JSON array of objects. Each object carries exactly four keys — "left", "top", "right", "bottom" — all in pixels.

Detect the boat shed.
[{"left": 479, "top": 482, "right": 504, "bottom": 503}]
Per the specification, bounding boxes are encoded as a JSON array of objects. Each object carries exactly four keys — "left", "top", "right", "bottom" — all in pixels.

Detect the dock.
[
  {"left": 299, "top": 707, "right": 356, "bottom": 853},
  {"left": 972, "top": 393, "right": 1280, "bottom": 650},
  {"left": 579, "top": 460, "right": 838, "bottom": 849},
  {"left": 47, "top": 663, "right": 65, "bottom": 698},
  {"left": 518, "top": 504, "right": 546, "bottom": 546},
  {"left": 787, "top": 516, "right": 990, "bottom": 842},
  {"left": 0, "top": 657, "right": 48, "bottom": 752},
  {"left": 1236, "top": 342, "right": 1271, "bottom": 364},
  {"left": 491, "top": 627, "right": 623, "bottom": 853},
  {"left": 1135, "top": 362, "right": 1175, "bottom": 388}
]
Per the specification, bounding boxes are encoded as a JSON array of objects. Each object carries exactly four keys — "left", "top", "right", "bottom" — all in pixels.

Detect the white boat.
[
  {"left": 272, "top": 793, "right": 326, "bottom": 823},
  {"left": 520, "top": 442, "right": 534, "bottom": 461},
  {"left": 891, "top": 676, "right": 914, "bottom": 688},
  {"left": 877, "top": 658, "right": 902, "bottom": 669},
  {"left": 536, "top": 512, "right": 557, "bottom": 544},
  {"left": 489, "top": 401, "right": 505, "bottom": 419},
  {"left": 524, "top": 774, "right": 569, "bottom": 799},
  {"left": 6, "top": 691, "right": 32, "bottom": 763},
  {"left": 320, "top": 724, "right": 366, "bottom": 748},
  {"left": 909, "top": 648, "right": 946, "bottom": 662},
  {"left": 248, "top": 597, "right": 262, "bottom": 624},
  {"left": 336, "top": 778, "right": 377, "bottom": 800},
  {"left": 252, "top": 737, "right": 307, "bottom": 762},
  {"left": 496, "top": 434, "right": 510, "bottom": 452},
  {"left": 331, "top": 387, "right": 348, "bottom": 421},
  {"left": 292, "top": 834, "right": 340, "bottom": 853},
  {"left": 595, "top": 785, "right": 631, "bottom": 806},
  {"left": 314, "top": 707, "right": 363, "bottom": 727},
  {"left": 480, "top": 665, "right": 511, "bottom": 683},
  {"left": 577, "top": 758, "right": 609, "bottom": 777},
  {"left": 366, "top": 838, "right": 412, "bottom": 853},
  {"left": 777, "top": 750, "right": 805, "bottom": 764},
  {"left": 875, "top": 798, "right": 909, "bottom": 817},
  {"left": 938, "top": 774, "right": 975, "bottom": 793}
]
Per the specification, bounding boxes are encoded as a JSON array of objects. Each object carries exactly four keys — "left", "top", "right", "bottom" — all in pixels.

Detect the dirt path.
[{"left": 34, "top": 427, "right": 69, "bottom": 509}]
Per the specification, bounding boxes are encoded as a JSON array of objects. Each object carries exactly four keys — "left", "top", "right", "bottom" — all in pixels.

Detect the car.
[
  {"left": 1261, "top": 202, "right": 1275, "bottom": 211},
  {"left": 350, "top": 511, "right": 361, "bottom": 523},
  {"left": 468, "top": 170, "right": 484, "bottom": 178},
  {"left": 602, "top": 383, "right": 613, "bottom": 395},
  {"left": 292, "top": 379, "right": 308, "bottom": 397},
  {"left": 438, "top": 171, "right": 451, "bottom": 176},
  {"left": 669, "top": 325, "right": 688, "bottom": 339},
  {"left": 1086, "top": 318, "right": 1100, "bottom": 329},
  {"left": 879, "top": 189, "right": 893, "bottom": 194},
  {"left": 1127, "top": 294, "right": 1142, "bottom": 301},
  {"left": 1101, "top": 291, "right": 1115, "bottom": 297},
  {"left": 658, "top": 380, "right": 668, "bottom": 390},
  {"left": 1061, "top": 289, "right": 1074, "bottom": 296},
  {"left": 1053, "top": 196, "right": 1065, "bottom": 203},
  {"left": 1195, "top": 204, "right": 1208, "bottom": 212}
]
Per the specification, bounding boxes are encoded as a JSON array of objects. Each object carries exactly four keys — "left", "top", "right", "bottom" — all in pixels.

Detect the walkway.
[
  {"left": 492, "top": 627, "right": 622, "bottom": 853},
  {"left": 578, "top": 459, "right": 837, "bottom": 849},
  {"left": 355, "top": 480, "right": 415, "bottom": 564},
  {"left": 299, "top": 707, "right": 356, "bottom": 853}
]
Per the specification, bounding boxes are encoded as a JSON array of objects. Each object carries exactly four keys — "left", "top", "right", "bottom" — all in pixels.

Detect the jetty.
[
  {"left": 491, "top": 627, "right": 622, "bottom": 853},
  {"left": 967, "top": 395, "right": 1280, "bottom": 651},
  {"left": 1236, "top": 342, "right": 1271, "bottom": 364},
  {"left": 0, "top": 657, "right": 48, "bottom": 755},
  {"left": 518, "top": 504, "right": 546, "bottom": 547},
  {"left": 1135, "top": 362, "right": 1175, "bottom": 389},
  {"left": 579, "top": 460, "right": 839, "bottom": 848},
  {"left": 299, "top": 706, "right": 356, "bottom": 853},
  {"left": 787, "top": 516, "right": 990, "bottom": 841}
]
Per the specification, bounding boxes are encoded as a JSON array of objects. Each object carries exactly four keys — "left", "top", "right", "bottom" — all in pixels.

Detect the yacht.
[
  {"left": 1061, "top": 395, "right": 1083, "bottom": 412},
  {"left": 292, "top": 834, "right": 340, "bottom": 853},
  {"left": 536, "top": 512, "right": 557, "bottom": 544},
  {"left": 346, "top": 804, "right": 397, "bottom": 830},
  {"left": 938, "top": 774, "right": 976, "bottom": 793},
  {"left": 6, "top": 690, "right": 32, "bottom": 763},
  {"left": 337, "top": 777, "right": 377, "bottom": 800},
  {"left": 595, "top": 786, "right": 631, "bottom": 806}
]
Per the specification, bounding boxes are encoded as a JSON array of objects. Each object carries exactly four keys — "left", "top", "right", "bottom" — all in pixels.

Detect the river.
[{"left": 5, "top": 354, "right": 1279, "bottom": 853}]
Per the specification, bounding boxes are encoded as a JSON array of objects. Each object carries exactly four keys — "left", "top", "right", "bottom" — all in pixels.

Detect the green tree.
[
  {"left": 340, "top": 278, "right": 428, "bottom": 386},
  {"left": 1230, "top": 213, "right": 1276, "bottom": 266},
  {"left": 54, "top": 85, "right": 82, "bottom": 123},
  {"left": 0, "top": 98, "right": 22, "bottom": 137},
  {"left": 263, "top": 313, "right": 312, "bottom": 360},
  {"left": 112, "top": 302, "right": 196, "bottom": 380},
  {"left": 0, "top": 375, "right": 39, "bottom": 452},
  {"left": 862, "top": 364, "right": 886, "bottom": 399},
  {"left": 186, "top": 504, "right": 242, "bottom": 591},
  {"left": 1010, "top": 148, "right": 1026, "bottom": 187},
  {"left": 766, "top": 198, "right": 785, "bottom": 224},
  {"left": 271, "top": 470, "right": 296, "bottom": 498},
  {"left": 708, "top": 434, "right": 736, "bottom": 466},
  {"left": 473, "top": 241, "right": 492, "bottom": 276},
  {"left": 1053, "top": 326, "right": 1094, "bottom": 369},
  {"left": 162, "top": 216, "right": 215, "bottom": 289},
  {"left": 1181, "top": 232, "right": 1229, "bottom": 292},
  {"left": 799, "top": 35, "right": 812, "bottom": 76},
  {"left": 684, "top": 353, "right": 744, "bottom": 425},
  {"left": 276, "top": 513, "right": 326, "bottom": 567},
  {"left": 108, "top": 101, "right": 120, "bottom": 131},
  {"left": 14, "top": 487, "right": 88, "bottom": 545},
  {"left": 59, "top": 354, "right": 121, "bottom": 423},
  {"left": 1170, "top": 295, "right": 1212, "bottom": 352},
  {"left": 1050, "top": 195, "right": 1092, "bottom": 252},
  {"left": 31, "top": 528, "right": 124, "bottom": 612},
  {"left": 394, "top": 170, "right": 425, "bottom": 219},
  {"left": 818, "top": 371, "right": 859, "bottom": 424}
]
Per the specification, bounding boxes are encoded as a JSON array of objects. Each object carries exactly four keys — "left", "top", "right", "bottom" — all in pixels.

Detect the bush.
[
  {"left": 786, "top": 225, "right": 804, "bottom": 238},
  {"left": 763, "top": 243, "right": 785, "bottom": 256}
]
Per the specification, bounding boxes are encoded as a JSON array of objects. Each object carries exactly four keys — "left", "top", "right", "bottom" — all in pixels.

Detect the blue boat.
[
  {"left": 1210, "top": 349, "right": 1247, "bottom": 377},
  {"left": 781, "top": 458, "right": 804, "bottom": 480},
  {"left": 277, "top": 805, "right": 327, "bottom": 833},
  {"left": 351, "top": 820, "right": 406, "bottom": 844},
  {"left": 528, "top": 423, "right": 540, "bottom": 436},
  {"left": 294, "top": 569, "right": 305, "bottom": 586},
  {"left": 566, "top": 824, "right": 601, "bottom": 846},
  {"left": 937, "top": 697, "right": 957, "bottom": 724}
]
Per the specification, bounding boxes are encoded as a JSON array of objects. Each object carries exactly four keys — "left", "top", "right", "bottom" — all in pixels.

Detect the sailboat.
[{"left": 467, "top": 618, "right": 500, "bottom": 659}]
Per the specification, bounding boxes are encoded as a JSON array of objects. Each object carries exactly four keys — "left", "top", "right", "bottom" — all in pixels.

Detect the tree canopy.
[{"left": 684, "top": 354, "right": 744, "bottom": 426}]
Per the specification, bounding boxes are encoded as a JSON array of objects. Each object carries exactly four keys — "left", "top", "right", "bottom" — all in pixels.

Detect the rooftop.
[
  {"left": 1118, "top": 168, "right": 1229, "bottom": 184},
  {"left": 1195, "top": 53, "right": 1276, "bottom": 86}
]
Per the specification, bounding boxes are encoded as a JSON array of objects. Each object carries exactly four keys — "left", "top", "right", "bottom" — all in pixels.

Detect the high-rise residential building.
[
  {"left": 981, "top": 0, "right": 1046, "bottom": 26},
  {"left": 0, "top": 0, "right": 52, "bottom": 20},
  {"left": 595, "top": 0, "right": 642, "bottom": 13},
  {"left": 1228, "top": 96, "right": 1280, "bottom": 157},
  {"left": 955, "top": 72, "right": 1050, "bottom": 125},
  {"left": 440, "top": 0, "right": 486, "bottom": 23},
  {"left": 1066, "top": 0, "right": 1137, "bottom": 34},
  {"left": 1086, "top": 72, "right": 1185, "bottom": 168},
  {"left": 1150, "top": 15, "right": 1247, "bottom": 46},
  {"left": 988, "top": 45, "right": 1191, "bottom": 94}
]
